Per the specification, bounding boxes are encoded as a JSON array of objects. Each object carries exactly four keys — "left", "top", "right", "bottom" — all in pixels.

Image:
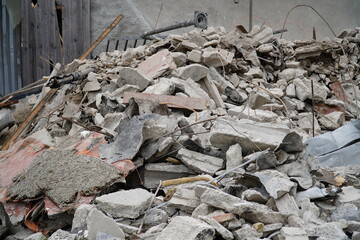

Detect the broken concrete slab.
[
  {"left": 199, "top": 188, "right": 254, "bottom": 215},
  {"left": 201, "top": 76, "right": 225, "bottom": 108},
  {"left": 100, "top": 114, "right": 159, "bottom": 164},
  {"left": 71, "top": 204, "right": 96, "bottom": 232},
  {"left": 143, "top": 78, "right": 175, "bottom": 95},
  {"left": 177, "top": 148, "right": 224, "bottom": 175},
  {"left": 210, "top": 118, "right": 291, "bottom": 153},
  {"left": 96, "top": 188, "right": 153, "bottom": 218},
  {"left": 233, "top": 224, "right": 262, "bottom": 240},
  {"left": 143, "top": 162, "right": 196, "bottom": 188},
  {"left": 279, "top": 227, "right": 309, "bottom": 240},
  {"left": 200, "top": 216, "right": 234, "bottom": 240},
  {"left": 275, "top": 193, "right": 300, "bottom": 216},
  {"left": 228, "top": 106, "right": 279, "bottom": 122},
  {"left": 253, "top": 170, "right": 296, "bottom": 199},
  {"left": 202, "top": 47, "right": 234, "bottom": 67},
  {"left": 86, "top": 208, "right": 125, "bottom": 240},
  {"left": 155, "top": 216, "right": 215, "bottom": 240},
  {"left": 49, "top": 229, "right": 77, "bottom": 240},
  {"left": 8, "top": 149, "right": 123, "bottom": 208},
  {"left": 123, "top": 92, "right": 208, "bottom": 110},
  {"left": 318, "top": 111, "right": 345, "bottom": 130},
  {"left": 294, "top": 77, "right": 328, "bottom": 101},
  {"left": 172, "top": 64, "right": 209, "bottom": 82},
  {"left": 137, "top": 49, "right": 176, "bottom": 79},
  {"left": 168, "top": 189, "right": 201, "bottom": 212},
  {"left": 187, "top": 49, "right": 202, "bottom": 63},
  {"left": 117, "top": 67, "right": 152, "bottom": 91},
  {"left": 226, "top": 143, "right": 243, "bottom": 170}
]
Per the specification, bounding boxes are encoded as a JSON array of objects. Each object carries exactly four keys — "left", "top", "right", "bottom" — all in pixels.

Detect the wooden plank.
[
  {"left": 1, "top": 88, "right": 57, "bottom": 151},
  {"left": 123, "top": 92, "right": 208, "bottom": 111},
  {"left": 79, "top": 15, "right": 123, "bottom": 60}
]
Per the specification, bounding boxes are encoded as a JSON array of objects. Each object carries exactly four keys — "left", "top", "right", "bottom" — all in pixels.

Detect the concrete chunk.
[
  {"left": 210, "top": 118, "right": 290, "bottom": 153},
  {"left": 226, "top": 143, "right": 243, "bottom": 170},
  {"left": 169, "top": 189, "right": 201, "bottom": 212},
  {"left": 318, "top": 111, "right": 345, "bottom": 130},
  {"left": 86, "top": 208, "right": 125, "bottom": 240},
  {"left": 233, "top": 224, "right": 262, "bottom": 240},
  {"left": 49, "top": 229, "right": 76, "bottom": 240},
  {"left": 172, "top": 64, "right": 209, "bottom": 82},
  {"left": 202, "top": 47, "right": 234, "bottom": 67},
  {"left": 117, "top": 67, "right": 152, "bottom": 91},
  {"left": 137, "top": 49, "right": 176, "bottom": 79},
  {"left": 177, "top": 148, "right": 224, "bottom": 175},
  {"left": 200, "top": 216, "right": 234, "bottom": 240},
  {"left": 200, "top": 188, "right": 254, "bottom": 215},
  {"left": 280, "top": 227, "right": 309, "bottom": 240},
  {"left": 96, "top": 189, "right": 153, "bottom": 218},
  {"left": 294, "top": 78, "right": 327, "bottom": 101},
  {"left": 155, "top": 216, "right": 215, "bottom": 240},
  {"left": 143, "top": 162, "right": 196, "bottom": 188},
  {"left": 254, "top": 170, "right": 296, "bottom": 199}
]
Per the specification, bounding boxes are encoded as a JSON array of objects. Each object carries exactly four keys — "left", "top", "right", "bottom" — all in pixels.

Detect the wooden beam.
[
  {"left": 1, "top": 88, "right": 57, "bottom": 151},
  {"left": 79, "top": 15, "right": 123, "bottom": 60}
]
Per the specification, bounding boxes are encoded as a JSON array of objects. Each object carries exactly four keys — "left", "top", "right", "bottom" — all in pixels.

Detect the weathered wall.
[{"left": 90, "top": 0, "right": 360, "bottom": 56}]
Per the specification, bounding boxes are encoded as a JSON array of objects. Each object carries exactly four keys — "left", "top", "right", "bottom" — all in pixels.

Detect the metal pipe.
[{"left": 141, "top": 11, "right": 207, "bottom": 39}]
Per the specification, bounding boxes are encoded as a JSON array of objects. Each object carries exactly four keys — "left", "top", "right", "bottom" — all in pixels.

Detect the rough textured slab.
[
  {"left": 8, "top": 149, "right": 124, "bottom": 208},
  {"left": 123, "top": 92, "right": 208, "bottom": 110}
]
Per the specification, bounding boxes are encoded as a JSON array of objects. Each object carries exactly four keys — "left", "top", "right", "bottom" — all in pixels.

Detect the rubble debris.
[
  {"left": 86, "top": 208, "right": 125, "bottom": 240},
  {"left": 8, "top": 149, "right": 124, "bottom": 207},
  {"left": 177, "top": 148, "right": 224, "bottom": 175},
  {"left": 155, "top": 216, "right": 215, "bottom": 240},
  {"left": 1, "top": 23, "right": 360, "bottom": 239},
  {"left": 123, "top": 92, "right": 208, "bottom": 110},
  {"left": 96, "top": 189, "right": 152, "bottom": 218}
]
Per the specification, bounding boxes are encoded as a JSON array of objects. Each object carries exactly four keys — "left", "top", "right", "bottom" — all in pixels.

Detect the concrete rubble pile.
[{"left": 0, "top": 25, "right": 360, "bottom": 240}]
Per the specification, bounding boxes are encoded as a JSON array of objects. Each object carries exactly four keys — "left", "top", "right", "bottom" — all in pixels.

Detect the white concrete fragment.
[
  {"left": 96, "top": 189, "right": 153, "bottom": 218},
  {"left": 280, "top": 227, "right": 309, "bottom": 240},
  {"left": 202, "top": 47, "right": 234, "bottom": 67},
  {"left": 200, "top": 216, "right": 234, "bottom": 240},
  {"left": 170, "top": 52, "right": 187, "bottom": 67},
  {"left": 294, "top": 78, "right": 327, "bottom": 101},
  {"left": 155, "top": 216, "right": 215, "bottom": 240},
  {"left": 49, "top": 229, "right": 77, "bottom": 240},
  {"left": 72, "top": 204, "right": 96, "bottom": 232},
  {"left": 117, "top": 67, "right": 152, "bottom": 91},
  {"left": 244, "top": 67, "right": 264, "bottom": 78},
  {"left": 254, "top": 170, "right": 296, "bottom": 199},
  {"left": 177, "top": 148, "right": 224, "bottom": 175},
  {"left": 318, "top": 111, "right": 345, "bottom": 130},
  {"left": 233, "top": 224, "right": 262, "bottom": 240},
  {"left": 172, "top": 64, "right": 209, "bottom": 82},
  {"left": 210, "top": 118, "right": 291, "bottom": 153},
  {"left": 278, "top": 68, "right": 306, "bottom": 81},
  {"left": 228, "top": 105, "right": 278, "bottom": 122},
  {"left": 201, "top": 76, "right": 225, "bottom": 108},
  {"left": 226, "top": 143, "right": 243, "bottom": 170},
  {"left": 200, "top": 188, "right": 254, "bottom": 215},
  {"left": 187, "top": 49, "right": 202, "bottom": 63},
  {"left": 169, "top": 189, "right": 201, "bottom": 212},
  {"left": 86, "top": 208, "right": 125, "bottom": 240}
]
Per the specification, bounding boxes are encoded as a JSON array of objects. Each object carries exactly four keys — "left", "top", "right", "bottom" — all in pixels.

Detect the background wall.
[{"left": 90, "top": 0, "right": 360, "bottom": 56}]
